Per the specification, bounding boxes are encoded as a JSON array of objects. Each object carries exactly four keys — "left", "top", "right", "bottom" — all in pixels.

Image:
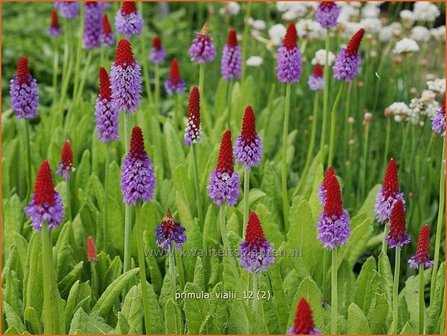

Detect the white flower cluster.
[
  {"left": 311, "top": 49, "right": 336, "bottom": 66},
  {"left": 295, "top": 19, "right": 325, "bottom": 40},
  {"left": 426, "top": 78, "right": 446, "bottom": 95},
  {"left": 413, "top": 2, "right": 440, "bottom": 22},
  {"left": 276, "top": 2, "right": 316, "bottom": 21},
  {"left": 379, "top": 23, "right": 402, "bottom": 41},
  {"left": 410, "top": 26, "right": 430, "bottom": 42},
  {"left": 268, "top": 24, "right": 287, "bottom": 46},
  {"left": 431, "top": 26, "right": 445, "bottom": 42},
  {"left": 246, "top": 56, "right": 263, "bottom": 67},
  {"left": 219, "top": 2, "right": 240, "bottom": 16},
  {"left": 387, "top": 102, "right": 412, "bottom": 123},
  {"left": 393, "top": 38, "right": 420, "bottom": 54}
]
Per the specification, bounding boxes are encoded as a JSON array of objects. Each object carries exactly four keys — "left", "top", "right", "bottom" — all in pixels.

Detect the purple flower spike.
[
  {"left": 165, "top": 58, "right": 186, "bottom": 95},
  {"left": 234, "top": 106, "right": 263, "bottom": 169},
  {"left": 120, "top": 127, "right": 156, "bottom": 205},
  {"left": 185, "top": 87, "right": 201, "bottom": 145},
  {"left": 155, "top": 209, "right": 187, "bottom": 251},
  {"left": 48, "top": 9, "right": 62, "bottom": 37},
  {"left": 385, "top": 200, "right": 411, "bottom": 248},
  {"left": 308, "top": 64, "right": 324, "bottom": 91},
  {"left": 95, "top": 67, "right": 119, "bottom": 142},
  {"left": 115, "top": 1, "right": 143, "bottom": 39},
  {"left": 317, "top": 175, "right": 350, "bottom": 249},
  {"left": 25, "top": 161, "right": 64, "bottom": 231},
  {"left": 221, "top": 29, "right": 242, "bottom": 80},
  {"left": 375, "top": 159, "right": 405, "bottom": 223},
  {"left": 208, "top": 130, "right": 240, "bottom": 206},
  {"left": 111, "top": 39, "right": 142, "bottom": 113},
  {"left": 100, "top": 14, "right": 115, "bottom": 47},
  {"left": 276, "top": 24, "right": 302, "bottom": 84},
  {"left": 189, "top": 23, "right": 216, "bottom": 64},
  {"left": 315, "top": 1, "right": 340, "bottom": 29},
  {"left": 54, "top": 1, "right": 79, "bottom": 19},
  {"left": 83, "top": 2, "right": 102, "bottom": 49},
  {"left": 150, "top": 36, "right": 167, "bottom": 64},
  {"left": 239, "top": 212, "right": 275, "bottom": 272},
  {"left": 431, "top": 99, "right": 445, "bottom": 137},
  {"left": 10, "top": 56, "right": 39, "bottom": 120},
  {"left": 333, "top": 28, "right": 365, "bottom": 82},
  {"left": 409, "top": 224, "right": 433, "bottom": 269}
]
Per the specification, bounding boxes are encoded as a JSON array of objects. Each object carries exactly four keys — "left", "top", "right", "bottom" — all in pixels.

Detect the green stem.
[
  {"left": 24, "top": 121, "right": 32, "bottom": 197},
  {"left": 320, "top": 30, "right": 330, "bottom": 166},
  {"left": 52, "top": 39, "right": 59, "bottom": 105},
  {"left": 103, "top": 144, "right": 109, "bottom": 251},
  {"left": 383, "top": 118, "right": 392, "bottom": 171},
  {"left": 282, "top": 83, "right": 291, "bottom": 231},
  {"left": 331, "top": 247, "right": 338, "bottom": 335},
  {"left": 328, "top": 82, "right": 345, "bottom": 168},
  {"left": 227, "top": 80, "right": 233, "bottom": 130},
  {"left": 137, "top": 1, "right": 153, "bottom": 108},
  {"left": 360, "top": 121, "right": 370, "bottom": 201},
  {"left": 381, "top": 225, "right": 389, "bottom": 255},
  {"left": 393, "top": 248, "right": 401, "bottom": 334},
  {"left": 155, "top": 64, "right": 160, "bottom": 113},
  {"left": 72, "top": 7, "right": 84, "bottom": 103},
  {"left": 419, "top": 265, "right": 425, "bottom": 334},
  {"left": 135, "top": 204, "right": 151, "bottom": 333},
  {"left": 198, "top": 64, "right": 210, "bottom": 129},
  {"left": 241, "top": 2, "right": 252, "bottom": 79},
  {"left": 192, "top": 145, "right": 203, "bottom": 222},
  {"left": 123, "top": 113, "right": 132, "bottom": 274},
  {"left": 41, "top": 223, "right": 58, "bottom": 334},
  {"left": 303, "top": 92, "right": 320, "bottom": 175},
  {"left": 66, "top": 178, "right": 72, "bottom": 222},
  {"left": 169, "top": 243, "right": 177, "bottom": 297},
  {"left": 430, "top": 141, "right": 445, "bottom": 303},
  {"left": 219, "top": 206, "right": 243, "bottom": 296},
  {"left": 243, "top": 168, "right": 250, "bottom": 235},
  {"left": 73, "top": 51, "right": 92, "bottom": 107},
  {"left": 252, "top": 272, "right": 259, "bottom": 329}
]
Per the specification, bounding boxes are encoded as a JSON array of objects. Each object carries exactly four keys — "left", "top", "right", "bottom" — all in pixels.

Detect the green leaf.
[
  {"left": 24, "top": 233, "right": 43, "bottom": 317},
  {"left": 354, "top": 256, "right": 379, "bottom": 314},
  {"left": 120, "top": 285, "right": 143, "bottom": 334},
  {"left": 164, "top": 121, "right": 185, "bottom": 175},
  {"left": 209, "top": 282, "right": 228, "bottom": 333},
  {"left": 193, "top": 256, "right": 205, "bottom": 290},
  {"left": 347, "top": 303, "right": 370, "bottom": 334},
  {"left": 358, "top": 184, "right": 381, "bottom": 219},
  {"left": 228, "top": 300, "right": 249, "bottom": 334},
  {"left": 2, "top": 194, "right": 23, "bottom": 260},
  {"left": 367, "top": 292, "right": 389, "bottom": 333},
  {"left": 165, "top": 299, "right": 183, "bottom": 334},
  {"left": 69, "top": 308, "right": 113, "bottom": 334},
  {"left": 58, "top": 261, "right": 83, "bottom": 298},
  {"left": 24, "top": 307, "right": 42, "bottom": 335},
  {"left": 145, "top": 283, "right": 164, "bottom": 334},
  {"left": 267, "top": 263, "right": 289, "bottom": 331},
  {"left": 378, "top": 252, "right": 393, "bottom": 311},
  {"left": 3, "top": 302, "right": 26, "bottom": 334},
  {"left": 255, "top": 203, "right": 284, "bottom": 248},
  {"left": 427, "top": 262, "right": 445, "bottom": 334},
  {"left": 183, "top": 282, "right": 210, "bottom": 334},
  {"left": 92, "top": 268, "right": 139, "bottom": 317}
]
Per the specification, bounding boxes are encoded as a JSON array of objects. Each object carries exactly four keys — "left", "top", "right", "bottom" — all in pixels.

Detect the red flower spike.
[
  {"left": 345, "top": 28, "right": 365, "bottom": 56},
  {"left": 115, "top": 39, "right": 135, "bottom": 67},
  {"left": 152, "top": 36, "right": 162, "bottom": 49},
  {"left": 415, "top": 224, "right": 431, "bottom": 260},
  {"left": 121, "top": 1, "right": 137, "bottom": 15},
  {"left": 383, "top": 158, "right": 399, "bottom": 198},
  {"left": 313, "top": 64, "right": 324, "bottom": 78},
  {"left": 34, "top": 161, "right": 56, "bottom": 206},
  {"left": 322, "top": 166, "right": 336, "bottom": 192},
  {"left": 99, "top": 67, "right": 112, "bottom": 99},
  {"left": 61, "top": 140, "right": 73, "bottom": 168},
  {"left": 320, "top": 1, "right": 336, "bottom": 10},
  {"left": 102, "top": 14, "right": 112, "bottom": 35},
  {"left": 245, "top": 212, "right": 266, "bottom": 247},
  {"left": 241, "top": 106, "right": 257, "bottom": 144},
  {"left": 51, "top": 9, "right": 60, "bottom": 29},
  {"left": 389, "top": 199, "right": 407, "bottom": 239},
  {"left": 130, "top": 126, "right": 146, "bottom": 158},
  {"left": 188, "top": 86, "right": 200, "bottom": 124},
  {"left": 442, "top": 96, "right": 446, "bottom": 113},
  {"left": 169, "top": 58, "right": 181, "bottom": 86},
  {"left": 292, "top": 298, "right": 317, "bottom": 334},
  {"left": 283, "top": 23, "right": 298, "bottom": 51},
  {"left": 86, "top": 236, "right": 97, "bottom": 262},
  {"left": 227, "top": 29, "right": 238, "bottom": 47},
  {"left": 217, "top": 130, "right": 234, "bottom": 174},
  {"left": 324, "top": 174, "right": 343, "bottom": 217},
  {"left": 17, "top": 56, "right": 30, "bottom": 85}
]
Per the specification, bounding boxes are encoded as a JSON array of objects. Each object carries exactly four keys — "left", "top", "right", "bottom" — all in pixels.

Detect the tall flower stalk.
[
  {"left": 95, "top": 67, "right": 119, "bottom": 250},
  {"left": 386, "top": 199, "right": 411, "bottom": 334},
  {"left": 234, "top": 106, "right": 263, "bottom": 232},
  {"left": 185, "top": 87, "right": 203, "bottom": 221},
  {"left": 156, "top": 209, "right": 187, "bottom": 298},
  {"left": 25, "top": 161, "right": 64, "bottom": 334},
  {"left": 409, "top": 224, "right": 433, "bottom": 334},
  {"left": 10, "top": 56, "right": 39, "bottom": 195},
  {"left": 190, "top": 22, "right": 216, "bottom": 130},
  {"left": 317, "top": 170, "right": 350, "bottom": 334},
  {"left": 276, "top": 23, "right": 302, "bottom": 230},
  {"left": 120, "top": 126, "right": 156, "bottom": 332},
  {"left": 57, "top": 140, "right": 75, "bottom": 221},
  {"left": 208, "top": 130, "right": 242, "bottom": 293}
]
